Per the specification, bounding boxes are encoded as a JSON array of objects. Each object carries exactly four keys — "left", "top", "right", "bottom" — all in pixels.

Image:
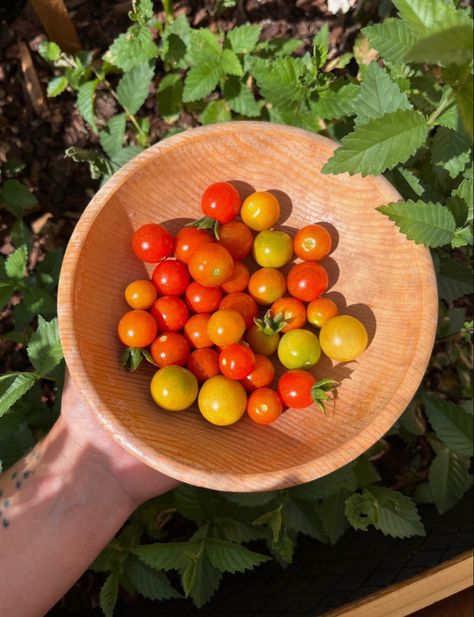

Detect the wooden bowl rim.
[{"left": 58, "top": 121, "right": 438, "bottom": 491}]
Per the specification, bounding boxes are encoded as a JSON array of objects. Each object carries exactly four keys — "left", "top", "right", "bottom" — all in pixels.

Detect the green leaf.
[
  {"left": 315, "top": 83, "right": 359, "bottom": 121},
  {"left": 313, "top": 24, "right": 329, "bottom": 69},
  {"left": 174, "top": 485, "right": 217, "bottom": 521},
  {"left": 125, "top": 556, "right": 181, "bottom": 600},
  {"left": 106, "top": 24, "right": 158, "bottom": 72},
  {"left": 186, "top": 29, "right": 221, "bottom": 66},
  {"left": 437, "top": 255, "right": 473, "bottom": 301},
  {"left": 227, "top": 25, "right": 261, "bottom": 54},
  {"left": 286, "top": 497, "right": 327, "bottom": 542},
  {"left": 0, "top": 374, "right": 37, "bottom": 418},
  {"left": 392, "top": 0, "right": 457, "bottom": 34},
  {"left": 47, "top": 76, "right": 68, "bottom": 97},
  {"left": 117, "top": 62, "right": 154, "bottom": 115},
  {"left": 27, "top": 317, "right": 63, "bottom": 375},
  {"left": 206, "top": 539, "right": 270, "bottom": 573},
  {"left": 400, "top": 404, "right": 426, "bottom": 436},
  {"left": 249, "top": 57, "right": 305, "bottom": 112},
  {"left": 452, "top": 171, "right": 473, "bottom": 223},
  {"left": 406, "top": 22, "right": 473, "bottom": 66},
  {"left": 412, "top": 483, "right": 434, "bottom": 504},
  {"left": 110, "top": 146, "right": 143, "bottom": 169},
  {"left": 431, "top": 127, "right": 471, "bottom": 179},
  {"left": 220, "top": 491, "right": 278, "bottom": 507},
  {"left": 99, "top": 572, "right": 119, "bottom": 617},
  {"left": 38, "top": 41, "right": 61, "bottom": 62},
  {"left": 0, "top": 281, "right": 15, "bottom": 309},
  {"left": 199, "top": 100, "right": 231, "bottom": 125},
  {"left": 319, "top": 491, "right": 349, "bottom": 545},
  {"left": 377, "top": 200, "right": 456, "bottom": 247},
  {"left": 156, "top": 73, "right": 183, "bottom": 122},
  {"left": 77, "top": 80, "right": 98, "bottom": 134},
  {"left": 133, "top": 0, "right": 154, "bottom": 23},
  {"left": 423, "top": 393, "right": 473, "bottom": 457},
  {"left": 345, "top": 492, "right": 374, "bottom": 531},
  {"left": 369, "top": 486, "right": 425, "bottom": 539},
  {"left": 253, "top": 505, "right": 283, "bottom": 543},
  {"left": 271, "top": 534, "right": 294, "bottom": 565},
  {"left": 214, "top": 518, "right": 264, "bottom": 543},
  {"left": 355, "top": 62, "right": 411, "bottom": 126},
  {"left": 323, "top": 110, "right": 429, "bottom": 177},
  {"left": 183, "top": 62, "right": 221, "bottom": 102},
  {"left": 223, "top": 77, "right": 260, "bottom": 117},
  {"left": 354, "top": 457, "right": 381, "bottom": 487},
  {"left": 363, "top": 18, "right": 419, "bottom": 65},
  {"left": 429, "top": 447, "right": 472, "bottom": 514},
  {"left": 65, "top": 147, "right": 114, "bottom": 180},
  {"left": 0, "top": 179, "right": 37, "bottom": 217},
  {"left": 5, "top": 245, "right": 28, "bottom": 280},
  {"left": 181, "top": 551, "right": 221, "bottom": 608},
  {"left": 454, "top": 75, "right": 473, "bottom": 139},
  {"left": 161, "top": 15, "right": 191, "bottom": 68},
  {"left": 100, "top": 114, "right": 127, "bottom": 158},
  {"left": 220, "top": 49, "right": 242, "bottom": 77},
  {"left": 291, "top": 463, "right": 358, "bottom": 500},
  {"left": 132, "top": 542, "right": 195, "bottom": 571},
  {"left": 23, "top": 286, "right": 57, "bottom": 317}
]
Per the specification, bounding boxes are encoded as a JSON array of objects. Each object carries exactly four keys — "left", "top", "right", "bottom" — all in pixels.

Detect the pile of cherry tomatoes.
[{"left": 117, "top": 182, "right": 368, "bottom": 426}]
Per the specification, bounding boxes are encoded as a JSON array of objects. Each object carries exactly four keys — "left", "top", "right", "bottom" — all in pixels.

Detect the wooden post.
[{"left": 29, "top": 0, "right": 81, "bottom": 53}]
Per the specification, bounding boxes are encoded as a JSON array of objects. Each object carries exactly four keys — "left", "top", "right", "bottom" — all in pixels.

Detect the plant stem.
[
  {"left": 427, "top": 90, "right": 456, "bottom": 126},
  {"left": 162, "top": 0, "right": 174, "bottom": 23},
  {"left": 0, "top": 371, "right": 56, "bottom": 382},
  {"left": 103, "top": 79, "right": 147, "bottom": 140}
]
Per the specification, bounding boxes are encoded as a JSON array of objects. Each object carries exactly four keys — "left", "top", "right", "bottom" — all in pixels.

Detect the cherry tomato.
[
  {"left": 294, "top": 224, "right": 332, "bottom": 261},
  {"left": 218, "top": 221, "right": 253, "bottom": 261},
  {"left": 198, "top": 375, "right": 247, "bottom": 426},
  {"left": 241, "top": 354, "right": 275, "bottom": 391},
  {"left": 246, "top": 325, "right": 279, "bottom": 356},
  {"left": 207, "top": 309, "right": 245, "bottom": 348},
  {"left": 118, "top": 310, "right": 157, "bottom": 348},
  {"left": 184, "top": 313, "right": 213, "bottom": 349},
  {"left": 247, "top": 388, "right": 282, "bottom": 425},
  {"left": 278, "top": 329, "right": 321, "bottom": 369},
  {"left": 152, "top": 259, "right": 190, "bottom": 296},
  {"left": 307, "top": 298, "right": 339, "bottom": 328},
  {"left": 188, "top": 244, "right": 234, "bottom": 287},
  {"left": 150, "top": 366, "right": 198, "bottom": 411},
  {"left": 277, "top": 370, "right": 316, "bottom": 409},
  {"left": 253, "top": 230, "right": 293, "bottom": 268},
  {"left": 175, "top": 227, "right": 213, "bottom": 264},
  {"left": 248, "top": 268, "right": 286, "bottom": 305},
  {"left": 187, "top": 348, "right": 220, "bottom": 383},
  {"left": 287, "top": 262, "right": 328, "bottom": 302},
  {"left": 240, "top": 191, "right": 280, "bottom": 231},
  {"left": 150, "top": 332, "right": 190, "bottom": 367},
  {"left": 219, "top": 343, "right": 255, "bottom": 380},
  {"left": 132, "top": 224, "right": 174, "bottom": 263},
  {"left": 201, "top": 182, "right": 241, "bottom": 224},
  {"left": 319, "top": 315, "right": 368, "bottom": 362},
  {"left": 185, "top": 281, "right": 222, "bottom": 313},
  {"left": 222, "top": 262, "right": 250, "bottom": 294},
  {"left": 271, "top": 297, "right": 306, "bottom": 333},
  {"left": 151, "top": 296, "right": 188, "bottom": 332},
  {"left": 219, "top": 292, "right": 258, "bottom": 329},
  {"left": 125, "top": 279, "right": 157, "bottom": 310}
]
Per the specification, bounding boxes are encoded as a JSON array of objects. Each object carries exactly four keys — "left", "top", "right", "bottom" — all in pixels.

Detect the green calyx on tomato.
[
  {"left": 311, "top": 378, "right": 339, "bottom": 414},
  {"left": 120, "top": 347, "right": 156, "bottom": 372},
  {"left": 186, "top": 216, "right": 221, "bottom": 240},
  {"left": 254, "top": 309, "right": 287, "bottom": 335}
]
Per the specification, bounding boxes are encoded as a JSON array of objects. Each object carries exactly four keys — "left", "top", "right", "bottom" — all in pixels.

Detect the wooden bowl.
[{"left": 58, "top": 122, "right": 437, "bottom": 491}]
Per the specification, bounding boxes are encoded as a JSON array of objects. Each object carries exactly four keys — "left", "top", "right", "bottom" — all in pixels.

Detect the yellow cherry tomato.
[
  {"left": 198, "top": 375, "right": 247, "bottom": 426},
  {"left": 307, "top": 298, "right": 339, "bottom": 328},
  {"left": 124, "top": 279, "right": 157, "bottom": 310},
  {"left": 240, "top": 191, "right": 280, "bottom": 231},
  {"left": 320, "top": 315, "right": 368, "bottom": 362},
  {"left": 150, "top": 365, "right": 198, "bottom": 411},
  {"left": 277, "top": 329, "right": 321, "bottom": 369}
]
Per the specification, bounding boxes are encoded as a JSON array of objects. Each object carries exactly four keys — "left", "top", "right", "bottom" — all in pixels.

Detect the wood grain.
[
  {"left": 58, "top": 122, "right": 438, "bottom": 491},
  {"left": 30, "top": 0, "right": 80, "bottom": 53}
]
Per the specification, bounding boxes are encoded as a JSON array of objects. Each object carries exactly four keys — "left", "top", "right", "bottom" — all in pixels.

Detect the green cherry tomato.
[
  {"left": 277, "top": 329, "right": 321, "bottom": 369},
  {"left": 252, "top": 230, "right": 293, "bottom": 268},
  {"left": 246, "top": 325, "right": 280, "bottom": 356},
  {"left": 319, "top": 315, "right": 368, "bottom": 362},
  {"left": 150, "top": 365, "right": 198, "bottom": 411}
]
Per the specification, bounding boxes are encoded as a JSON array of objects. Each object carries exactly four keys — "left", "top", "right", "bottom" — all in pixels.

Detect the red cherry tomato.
[
  {"left": 152, "top": 260, "right": 190, "bottom": 296},
  {"left": 132, "top": 224, "right": 174, "bottom": 263},
  {"left": 184, "top": 313, "right": 213, "bottom": 349},
  {"left": 219, "top": 343, "right": 256, "bottom": 380},
  {"left": 201, "top": 182, "right": 241, "bottom": 224},
  {"left": 247, "top": 388, "right": 283, "bottom": 425},
  {"left": 187, "top": 348, "right": 220, "bottom": 383},
  {"left": 294, "top": 224, "right": 332, "bottom": 261},
  {"left": 277, "top": 370, "right": 316, "bottom": 409},
  {"left": 150, "top": 332, "right": 190, "bottom": 367},
  {"left": 241, "top": 354, "right": 275, "bottom": 391},
  {"left": 219, "top": 292, "right": 258, "bottom": 329},
  {"left": 175, "top": 227, "right": 213, "bottom": 264},
  {"left": 222, "top": 262, "right": 250, "bottom": 294},
  {"left": 185, "top": 281, "right": 222, "bottom": 313},
  {"left": 218, "top": 221, "right": 253, "bottom": 261},
  {"left": 151, "top": 296, "right": 188, "bottom": 332},
  {"left": 124, "top": 280, "right": 157, "bottom": 310},
  {"left": 188, "top": 244, "right": 234, "bottom": 287},
  {"left": 248, "top": 268, "right": 287, "bottom": 305},
  {"left": 117, "top": 310, "right": 157, "bottom": 348},
  {"left": 287, "top": 262, "right": 328, "bottom": 302}
]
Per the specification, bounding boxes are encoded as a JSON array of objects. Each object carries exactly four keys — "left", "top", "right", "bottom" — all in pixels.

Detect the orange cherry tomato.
[
  {"left": 207, "top": 309, "right": 246, "bottom": 347},
  {"left": 248, "top": 268, "right": 286, "bottom": 305},
  {"left": 175, "top": 227, "right": 213, "bottom": 264},
  {"left": 184, "top": 313, "right": 213, "bottom": 349},
  {"left": 185, "top": 281, "right": 222, "bottom": 313},
  {"left": 240, "top": 191, "right": 280, "bottom": 231},
  {"left": 287, "top": 262, "right": 328, "bottom": 302},
  {"left": 294, "top": 224, "right": 332, "bottom": 261},
  {"left": 219, "top": 292, "right": 258, "bottom": 329},
  {"left": 188, "top": 244, "right": 234, "bottom": 287},
  {"left": 187, "top": 348, "right": 220, "bottom": 383},
  {"left": 118, "top": 310, "right": 157, "bottom": 348},
  {"left": 222, "top": 262, "right": 250, "bottom": 294},
  {"left": 247, "top": 388, "right": 283, "bottom": 425},
  {"left": 307, "top": 297, "right": 339, "bottom": 328},
  {"left": 241, "top": 354, "right": 275, "bottom": 391},
  {"left": 218, "top": 221, "right": 253, "bottom": 261},
  {"left": 150, "top": 332, "right": 190, "bottom": 367},
  {"left": 270, "top": 297, "right": 306, "bottom": 333},
  {"left": 124, "top": 279, "right": 157, "bottom": 310},
  {"left": 151, "top": 296, "right": 189, "bottom": 332},
  {"left": 219, "top": 343, "right": 256, "bottom": 380}
]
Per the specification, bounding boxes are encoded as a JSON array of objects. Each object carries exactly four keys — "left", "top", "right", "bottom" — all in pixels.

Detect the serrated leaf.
[
  {"left": 227, "top": 25, "right": 261, "bottom": 54},
  {"left": 423, "top": 393, "right": 473, "bottom": 456},
  {"left": 355, "top": 62, "right": 411, "bottom": 126},
  {"left": 454, "top": 75, "right": 473, "bottom": 139},
  {"left": 0, "top": 179, "right": 37, "bottom": 218},
  {"left": 345, "top": 492, "right": 374, "bottom": 531},
  {"left": 116, "top": 61, "right": 154, "bottom": 115},
  {"left": 363, "top": 18, "right": 418, "bottom": 65},
  {"left": 125, "top": 556, "right": 181, "bottom": 600},
  {"left": 249, "top": 57, "right": 305, "bottom": 112},
  {"left": 27, "top": 316, "right": 63, "bottom": 375},
  {"left": 5, "top": 245, "right": 28, "bottom": 280},
  {"left": 286, "top": 497, "right": 327, "bottom": 542},
  {"left": 315, "top": 83, "right": 359, "bottom": 121},
  {"left": 319, "top": 491, "right": 349, "bottom": 545},
  {"left": 47, "top": 76, "right": 68, "bottom": 97},
  {"left": 429, "top": 447, "right": 472, "bottom": 514},
  {"left": 174, "top": 485, "right": 217, "bottom": 521},
  {"left": 453, "top": 171, "right": 473, "bottom": 222},
  {"left": 132, "top": 542, "right": 196, "bottom": 571},
  {"left": 223, "top": 77, "right": 260, "bottom": 117},
  {"left": 291, "top": 463, "right": 358, "bottom": 500},
  {"left": 400, "top": 404, "right": 426, "bottom": 436},
  {"left": 377, "top": 200, "right": 456, "bottom": 247},
  {"left": 199, "top": 100, "right": 231, "bottom": 125},
  {"left": 181, "top": 552, "right": 221, "bottom": 608},
  {"left": 161, "top": 15, "right": 191, "bottom": 68},
  {"left": 354, "top": 457, "right": 381, "bottom": 487},
  {"left": 393, "top": 0, "right": 457, "bottom": 34},
  {"left": 214, "top": 517, "right": 264, "bottom": 543},
  {"left": 157, "top": 73, "right": 183, "bottom": 121},
  {"left": 206, "top": 539, "right": 270, "bottom": 573},
  {"left": 0, "top": 374, "right": 36, "bottom": 417},
  {"left": 106, "top": 25, "right": 158, "bottom": 72},
  {"left": 99, "top": 572, "right": 119, "bottom": 617},
  {"left": 0, "top": 281, "right": 15, "bottom": 309},
  {"left": 38, "top": 40, "right": 61, "bottom": 62},
  {"left": 412, "top": 483, "right": 434, "bottom": 504},
  {"left": 77, "top": 80, "right": 98, "bottom": 134},
  {"left": 369, "top": 486, "right": 425, "bottom": 538},
  {"left": 23, "top": 286, "right": 57, "bottom": 317},
  {"left": 183, "top": 62, "right": 221, "bottom": 102},
  {"left": 253, "top": 506, "right": 283, "bottom": 543},
  {"left": 220, "top": 491, "right": 278, "bottom": 507},
  {"left": 406, "top": 22, "right": 473, "bottom": 66},
  {"left": 110, "top": 146, "right": 143, "bottom": 169},
  {"left": 100, "top": 114, "right": 126, "bottom": 158},
  {"left": 220, "top": 49, "right": 242, "bottom": 77},
  {"left": 186, "top": 29, "right": 221, "bottom": 66},
  {"left": 431, "top": 127, "right": 471, "bottom": 179},
  {"left": 437, "top": 255, "right": 473, "bottom": 301}
]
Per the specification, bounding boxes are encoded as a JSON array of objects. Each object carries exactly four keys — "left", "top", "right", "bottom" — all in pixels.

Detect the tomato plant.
[
  {"left": 287, "top": 262, "right": 328, "bottom": 302},
  {"left": 198, "top": 375, "right": 247, "bottom": 425},
  {"left": 252, "top": 230, "right": 293, "bottom": 268},
  {"left": 218, "top": 221, "right": 253, "bottom": 261},
  {"left": 248, "top": 267, "right": 286, "bottom": 305},
  {"left": 117, "top": 310, "right": 158, "bottom": 348},
  {"left": 293, "top": 224, "right": 332, "bottom": 261},
  {"left": 175, "top": 227, "right": 213, "bottom": 264},
  {"left": 278, "top": 329, "right": 321, "bottom": 369},
  {"left": 240, "top": 191, "right": 280, "bottom": 231},
  {"left": 207, "top": 309, "right": 246, "bottom": 347},
  {"left": 150, "top": 332, "right": 190, "bottom": 367},
  {"left": 201, "top": 181, "right": 241, "bottom": 223},
  {"left": 124, "top": 279, "right": 157, "bottom": 310},
  {"left": 131, "top": 223, "right": 174, "bottom": 263},
  {"left": 219, "top": 292, "right": 258, "bottom": 329},
  {"left": 185, "top": 281, "right": 222, "bottom": 313},
  {"left": 187, "top": 348, "right": 220, "bottom": 383},
  {"left": 319, "top": 315, "right": 368, "bottom": 362},
  {"left": 151, "top": 296, "right": 188, "bottom": 331},
  {"left": 219, "top": 343, "right": 255, "bottom": 380},
  {"left": 152, "top": 259, "right": 190, "bottom": 296},
  {"left": 247, "top": 388, "right": 283, "bottom": 425},
  {"left": 150, "top": 366, "right": 198, "bottom": 411},
  {"left": 188, "top": 243, "right": 234, "bottom": 287}
]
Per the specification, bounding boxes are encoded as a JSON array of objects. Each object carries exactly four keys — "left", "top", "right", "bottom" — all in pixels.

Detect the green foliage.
[
  {"left": 423, "top": 393, "right": 473, "bottom": 457},
  {"left": 99, "top": 572, "right": 120, "bottom": 617},
  {"left": 428, "top": 446, "right": 472, "bottom": 514}
]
